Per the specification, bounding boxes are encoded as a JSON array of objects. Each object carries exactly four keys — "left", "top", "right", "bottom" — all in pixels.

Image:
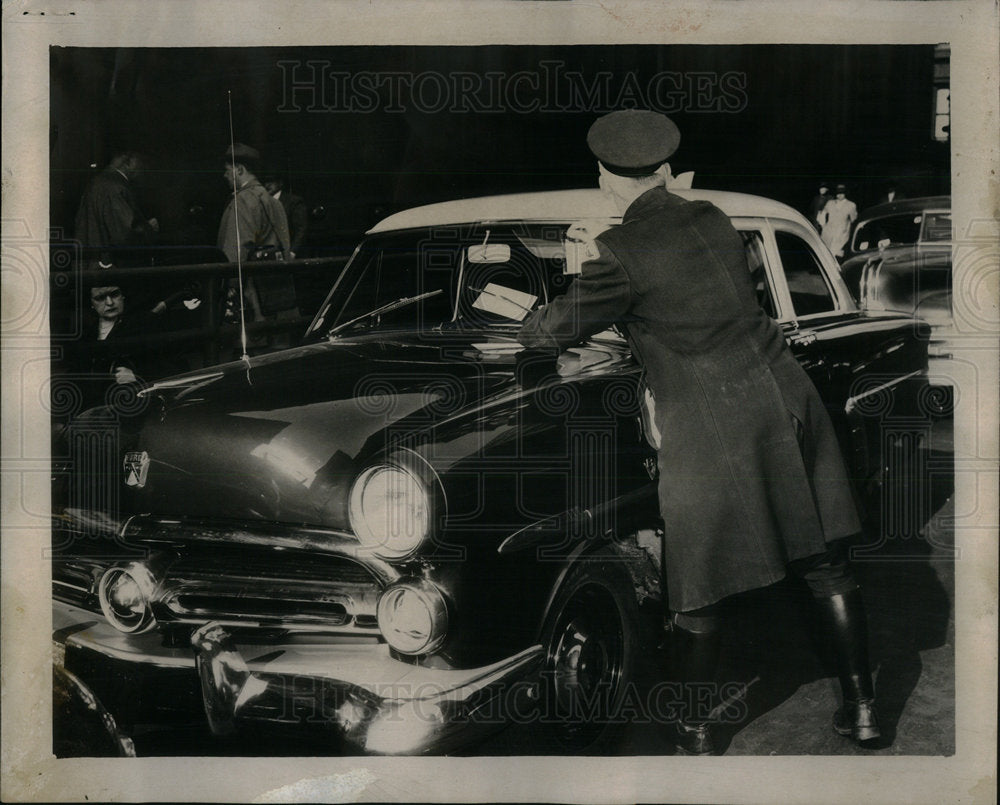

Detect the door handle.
[{"left": 786, "top": 329, "right": 817, "bottom": 346}]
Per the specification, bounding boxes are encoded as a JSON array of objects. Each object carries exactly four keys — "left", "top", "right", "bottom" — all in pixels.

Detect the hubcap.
[{"left": 546, "top": 584, "right": 625, "bottom": 741}]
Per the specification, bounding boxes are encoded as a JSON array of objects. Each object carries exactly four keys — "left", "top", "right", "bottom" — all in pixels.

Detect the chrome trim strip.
[
  {"left": 66, "top": 630, "right": 197, "bottom": 669},
  {"left": 121, "top": 515, "right": 400, "bottom": 585},
  {"left": 428, "top": 645, "right": 543, "bottom": 703},
  {"left": 241, "top": 639, "right": 542, "bottom": 701},
  {"left": 844, "top": 368, "right": 925, "bottom": 414},
  {"left": 161, "top": 617, "right": 380, "bottom": 635}
]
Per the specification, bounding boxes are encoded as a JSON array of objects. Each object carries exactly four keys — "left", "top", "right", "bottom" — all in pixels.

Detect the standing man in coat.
[
  {"left": 518, "top": 110, "right": 880, "bottom": 755},
  {"left": 74, "top": 151, "right": 159, "bottom": 270},
  {"left": 218, "top": 144, "right": 291, "bottom": 266},
  {"left": 218, "top": 144, "right": 295, "bottom": 333}
]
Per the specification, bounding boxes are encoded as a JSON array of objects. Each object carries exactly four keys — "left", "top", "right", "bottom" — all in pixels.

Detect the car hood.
[{"left": 127, "top": 333, "right": 524, "bottom": 527}]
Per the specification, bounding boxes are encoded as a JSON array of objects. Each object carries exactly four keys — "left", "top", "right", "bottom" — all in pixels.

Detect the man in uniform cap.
[
  {"left": 519, "top": 110, "right": 880, "bottom": 754},
  {"left": 586, "top": 108, "right": 681, "bottom": 176}
]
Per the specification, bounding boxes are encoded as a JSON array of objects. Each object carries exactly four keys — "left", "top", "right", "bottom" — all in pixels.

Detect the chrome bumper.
[{"left": 54, "top": 602, "right": 543, "bottom": 755}]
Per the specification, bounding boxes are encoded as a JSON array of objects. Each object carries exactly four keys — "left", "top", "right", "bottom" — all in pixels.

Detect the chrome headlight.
[
  {"left": 98, "top": 563, "right": 157, "bottom": 633},
  {"left": 376, "top": 579, "right": 449, "bottom": 655},
  {"left": 348, "top": 464, "right": 431, "bottom": 560}
]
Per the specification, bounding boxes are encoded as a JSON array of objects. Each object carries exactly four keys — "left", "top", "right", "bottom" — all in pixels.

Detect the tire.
[
  {"left": 536, "top": 548, "right": 640, "bottom": 753},
  {"left": 53, "top": 665, "right": 137, "bottom": 757}
]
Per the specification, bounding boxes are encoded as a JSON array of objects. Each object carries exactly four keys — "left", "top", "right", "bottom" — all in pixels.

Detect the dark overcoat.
[
  {"left": 74, "top": 169, "right": 154, "bottom": 252},
  {"left": 518, "top": 186, "right": 861, "bottom": 611}
]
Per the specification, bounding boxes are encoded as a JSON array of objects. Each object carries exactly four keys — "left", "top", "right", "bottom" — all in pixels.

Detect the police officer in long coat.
[{"left": 518, "top": 110, "right": 880, "bottom": 755}]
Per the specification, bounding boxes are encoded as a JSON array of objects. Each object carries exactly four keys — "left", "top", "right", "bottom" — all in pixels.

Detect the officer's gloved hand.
[{"left": 515, "top": 348, "right": 560, "bottom": 388}]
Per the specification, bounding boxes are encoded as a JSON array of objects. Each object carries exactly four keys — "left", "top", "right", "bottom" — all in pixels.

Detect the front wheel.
[{"left": 538, "top": 549, "right": 639, "bottom": 752}]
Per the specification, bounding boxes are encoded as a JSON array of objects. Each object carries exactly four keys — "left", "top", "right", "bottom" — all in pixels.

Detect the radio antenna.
[{"left": 226, "top": 90, "right": 251, "bottom": 368}]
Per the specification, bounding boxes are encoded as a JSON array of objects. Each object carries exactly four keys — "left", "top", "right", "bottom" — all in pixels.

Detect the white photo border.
[{"left": 2, "top": 2, "right": 997, "bottom": 802}]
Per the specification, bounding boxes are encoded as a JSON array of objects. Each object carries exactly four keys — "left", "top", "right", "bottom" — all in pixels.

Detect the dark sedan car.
[
  {"left": 840, "top": 197, "right": 952, "bottom": 345},
  {"left": 52, "top": 188, "right": 930, "bottom": 756}
]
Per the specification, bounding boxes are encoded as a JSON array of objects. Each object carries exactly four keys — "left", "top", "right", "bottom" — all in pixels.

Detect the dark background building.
[{"left": 50, "top": 45, "right": 949, "bottom": 255}]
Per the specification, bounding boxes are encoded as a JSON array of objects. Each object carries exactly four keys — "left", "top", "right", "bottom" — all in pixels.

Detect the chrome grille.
[
  {"left": 153, "top": 553, "right": 383, "bottom": 632},
  {"left": 173, "top": 595, "right": 349, "bottom": 624},
  {"left": 52, "top": 559, "right": 106, "bottom": 611},
  {"left": 168, "top": 552, "right": 377, "bottom": 585},
  {"left": 55, "top": 516, "right": 398, "bottom": 636}
]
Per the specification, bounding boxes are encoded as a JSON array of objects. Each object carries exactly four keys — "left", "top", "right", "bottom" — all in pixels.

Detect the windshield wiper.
[{"left": 328, "top": 289, "right": 444, "bottom": 336}]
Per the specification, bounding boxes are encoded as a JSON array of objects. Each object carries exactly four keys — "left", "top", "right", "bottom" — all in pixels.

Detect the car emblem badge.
[{"left": 124, "top": 451, "right": 150, "bottom": 488}]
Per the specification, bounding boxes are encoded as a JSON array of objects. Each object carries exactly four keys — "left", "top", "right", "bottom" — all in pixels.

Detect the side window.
[
  {"left": 741, "top": 230, "right": 776, "bottom": 318},
  {"left": 921, "top": 212, "right": 952, "bottom": 242},
  {"left": 774, "top": 230, "right": 836, "bottom": 316}
]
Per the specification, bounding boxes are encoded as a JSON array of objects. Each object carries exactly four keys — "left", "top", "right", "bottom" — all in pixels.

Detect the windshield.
[{"left": 307, "top": 223, "right": 580, "bottom": 338}]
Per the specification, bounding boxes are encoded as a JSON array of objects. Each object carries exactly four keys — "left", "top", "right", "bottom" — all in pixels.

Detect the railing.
[{"left": 50, "top": 256, "right": 349, "bottom": 371}]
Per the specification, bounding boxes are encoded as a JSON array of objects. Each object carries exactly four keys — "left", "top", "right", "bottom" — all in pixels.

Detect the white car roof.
[{"left": 368, "top": 187, "right": 810, "bottom": 234}]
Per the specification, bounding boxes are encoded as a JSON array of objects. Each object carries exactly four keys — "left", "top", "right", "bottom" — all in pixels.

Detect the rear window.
[{"left": 851, "top": 213, "right": 923, "bottom": 252}]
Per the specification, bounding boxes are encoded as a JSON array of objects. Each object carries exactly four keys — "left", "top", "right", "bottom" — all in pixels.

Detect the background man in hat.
[
  {"left": 218, "top": 144, "right": 295, "bottom": 333},
  {"left": 218, "top": 143, "right": 291, "bottom": 265},
  {"left": 878, "top": 183, "right": 905, "bottom": 205},
  {"left": 518, "top": 110, "right": 880, "bottom": 755},
  {"left": 809, "top": 181, "right": 832, "bottom": 232}
]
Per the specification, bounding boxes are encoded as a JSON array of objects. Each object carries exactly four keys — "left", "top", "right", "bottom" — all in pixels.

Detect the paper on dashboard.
[{"left": 471, "top": 283, "right": 537, "bottom": 321}]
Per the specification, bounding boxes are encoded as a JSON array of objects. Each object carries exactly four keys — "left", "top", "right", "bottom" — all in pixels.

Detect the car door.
[
  {"left": 757, "top": 218, "right": 929, "bottom": 487},
  {"left": 758, "top": 219, "right": 860, "bottom": 392}
]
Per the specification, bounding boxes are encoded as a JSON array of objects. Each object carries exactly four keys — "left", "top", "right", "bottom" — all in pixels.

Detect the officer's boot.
[
  {"left": 668, "top": 614, "right": 723, "bottom": 755},
  {"left": 813, "top": 588, "right": 881, "bottom": 743}
]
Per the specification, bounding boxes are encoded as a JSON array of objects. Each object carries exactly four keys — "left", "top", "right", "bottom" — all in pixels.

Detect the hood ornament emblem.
[{"left": 124, "top": 451, "right": 150, "bottom": 488}]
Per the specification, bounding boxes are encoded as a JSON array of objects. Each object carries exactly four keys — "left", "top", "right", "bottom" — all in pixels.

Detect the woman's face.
[{"left": 90, "top": 286, "right": 125, "bottom": 322}]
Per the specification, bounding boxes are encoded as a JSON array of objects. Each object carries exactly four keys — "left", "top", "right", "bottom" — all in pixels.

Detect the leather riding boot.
[
  {"left": 813, "top": 588, "right": 881, "bottom": 743},
  {"left": 668, "top": 617, "right": 723, "bottom": 755}
]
